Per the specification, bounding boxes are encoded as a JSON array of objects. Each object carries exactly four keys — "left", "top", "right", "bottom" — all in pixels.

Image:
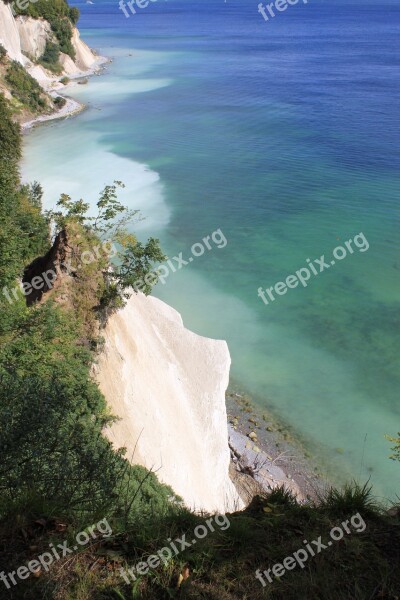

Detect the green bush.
[
  {"left": 387, "top": 432, "right": 400, "bottom": 461},
  {"left": 69, "top": 6, "right": 80, "bottom": 24},
  {"left": 54, "top": 95, "right": 67, "bottom": 109},
  {"left": 5, "top": 60, "right": 47, "bottom": 112},
  {"left": 51, "top": 16, "right": 75, "bottom": 59},
  {"left": 0, "top": 43, "right": 7, "bottom": 64},
  {"left": 8, "top": 0, "right": 72, "bottom": 20},
  {"left": 0, "top": 95, "right": 49, "bottom": 294},
  {"left": 39, "top": 41, "right": 61, "bottom": 72},
  {"left": 0, "top": 93, "right": 176, "bottom": 529}
]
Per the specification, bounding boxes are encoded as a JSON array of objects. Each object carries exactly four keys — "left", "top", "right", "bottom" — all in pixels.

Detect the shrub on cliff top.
[
  {"left": 5, "top": 60, "right": 47, "bottom": 112},
  {"left": 0, "top": 43, "right": 7, "bottom": 64},
  {"left": 49, "top": 182, "right": 167, "bottom": 311},
  {"left": 39, "top": 40, "right": 61, "bottom": 73}
]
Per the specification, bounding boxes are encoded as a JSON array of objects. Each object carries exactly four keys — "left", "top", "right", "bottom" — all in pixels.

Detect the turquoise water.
[{"left": 22, "top": 1, "right": 400, "bottom": 499}]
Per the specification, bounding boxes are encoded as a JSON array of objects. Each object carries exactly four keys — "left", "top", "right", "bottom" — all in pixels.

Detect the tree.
[
  {"left": 40, "top": 41, "right": 61, "bottom": 72},
  {"left": 114, "top": 237, "right": 166, "bottom": 297},
  {"left": 0, "top": 95, "right": 49, "bottom": 292},
  {"left": 69, "top": 6, "right": 80, "bottom": 24},
  {"left": 386, "top": 433, "right": 400, "bottom": 462},
  {"left": 27, "top": 181, "right": 44, "bottom": 208},
  {"left": 49, "top": 182, "right": 166, "bottom": 306}
]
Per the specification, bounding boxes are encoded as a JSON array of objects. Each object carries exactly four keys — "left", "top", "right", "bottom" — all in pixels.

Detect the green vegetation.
[
  {"left": 49, "top": 182, "right": 167, "bottom": 312},
  {"left": 39, "top": 41, "right": 62, "bottom": 73},
  {"left": 54, "top": 95, "right": 67, "bottom": 108},
  {"left": 50, "top": 16, "right": 75, "bottom": 60},
  {"left": 6, "top": 0, "right": 77, "bottom": 21},
  {"left": 0, "top": 94, "right": 48, "bottom": 291},
  {"left": 0, "top": 43, "right": 7, "bottom": 64},
  {"left": 5, "top": 60, "right": 48, "bottom": 112},
  {"left": 0, "top": 484, "right": 399, "bottom": 599},
  {"left": 69, "top": 5, "right": 80, "bottom": 25},
  {"left": 387, "top": 432, "right": 400, "bottom": 462},
  {"left": 0, "top": 88, "right": 180, "bottom": 593}
]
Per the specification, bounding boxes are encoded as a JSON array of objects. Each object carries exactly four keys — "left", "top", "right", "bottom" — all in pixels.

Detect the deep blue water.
[{"left": 24, "top": 0, "right": 400, "bottom": 499}]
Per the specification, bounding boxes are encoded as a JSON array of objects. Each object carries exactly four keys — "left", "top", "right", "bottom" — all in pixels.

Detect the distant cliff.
[
  {"left": 0, "top": 1, "right": 99, "bottom": 74},
  {"left": 0, "top": 0, "right": 103, "bottom": 122}
]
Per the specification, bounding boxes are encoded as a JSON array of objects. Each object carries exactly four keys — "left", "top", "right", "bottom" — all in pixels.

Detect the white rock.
[
  {"left": 71, "top": 27, "right": 98, "bottom": 72},
  {"left": 96, "top": 292, "right": 243, "bottom": 514},
  {"left": 16, "top": 16, "right": 51, "bottom": 60},
  {"left": 59, "top": 52, "right": 79, "bottom": 75}
]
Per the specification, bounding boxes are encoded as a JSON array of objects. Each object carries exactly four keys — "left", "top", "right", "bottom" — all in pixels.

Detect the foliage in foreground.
[{"left": 0, "top": 484, "right": 399, "bottom": 600}]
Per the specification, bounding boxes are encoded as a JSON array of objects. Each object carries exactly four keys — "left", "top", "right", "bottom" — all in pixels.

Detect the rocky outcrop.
[
  {"left": 16, "top": 16, "right": 51, "bottom": 60},
  {"left": 22, "top": 230, "right": 72, "bottom": 305},
  {"left": 95, "top": 293, "right": 243, "bottom": 514},
  {"left": 0, "top": 2, "right": 24, "bottom": 63}
]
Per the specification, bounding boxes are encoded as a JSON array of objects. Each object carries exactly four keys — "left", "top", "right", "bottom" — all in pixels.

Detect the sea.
[{"left": 22, "top": 0, "right": 400, "bottom": 500}]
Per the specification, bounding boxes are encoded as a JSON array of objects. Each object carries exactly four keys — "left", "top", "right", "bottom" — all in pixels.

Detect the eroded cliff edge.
[{"left": 95, "top": 292, "right": 243, "bottom": 514}]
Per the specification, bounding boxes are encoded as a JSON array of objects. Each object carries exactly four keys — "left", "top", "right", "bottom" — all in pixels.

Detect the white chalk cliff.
[
  {"left": 96, "top": 293, "right": 243, "bottom": 514},
  {"left": 0, "top": 2, "right": 25, "bottom": 63},
  {"left": 16, "top": 16, "right": 51, "bottom": 60},
  {"left": 0, "top": 0, "right": 100, "bottom": 85}
]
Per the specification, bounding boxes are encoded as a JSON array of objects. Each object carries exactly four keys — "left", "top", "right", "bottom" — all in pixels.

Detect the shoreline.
[
  {"left": 21, "top": 56, "right": 110, "bottom": 133},
  {"left": 226, "top": 386, "right": 329, "bottom": 503},
  {"left": 21, "top": 95, "right": 86, "bottom": 132}
]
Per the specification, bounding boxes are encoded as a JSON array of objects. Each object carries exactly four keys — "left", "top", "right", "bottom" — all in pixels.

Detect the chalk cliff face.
[
  {"left": 71, "top": 27, "right": 98, "bottom": 72},
  {"left": 0, "top": 2, "right": 24, "bottom": 63},
  {"left": 16, "top": 16, "right": 51, "bottom": 60},
  {"left": 95, "top": 293, "right": 243, "bottom": 514},
  {"left": 0, "top": 0, "right": 100, "bottom": 84}
]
